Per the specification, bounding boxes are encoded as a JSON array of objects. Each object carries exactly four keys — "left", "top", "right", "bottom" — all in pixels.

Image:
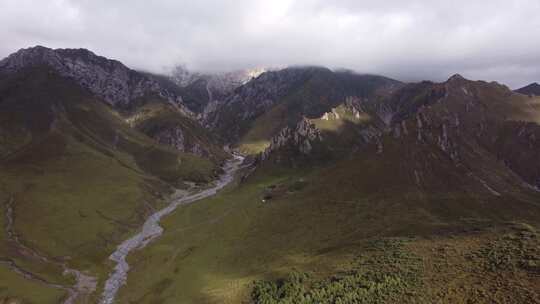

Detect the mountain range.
[{"left": 1, "top": 46, "right": 539, "bottom": 304}]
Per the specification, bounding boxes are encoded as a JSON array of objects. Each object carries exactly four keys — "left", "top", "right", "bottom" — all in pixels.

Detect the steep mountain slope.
[
  {"left": 0, "top": 46, "right": 227, "bottom": 161},
  {"left": 0, "top": 46, "right": 173, "bottom": 108},
  {"left": 168, "top": 66, "right": 267, "bottom": 113},
  {"left": 205, "top": 66, "right": 402, "bottom": 154},
  {"left": 117, "top": 74, "right": 540, "bottom": 304},
  {"left": 0, "top": 64, "right": 220, "bottom": 302},
  {"left": 516, "top": 82, "right": 540, "bottom": 96},
  {"left": 263, "top": 74, "right": 540, "bottom": 188}
]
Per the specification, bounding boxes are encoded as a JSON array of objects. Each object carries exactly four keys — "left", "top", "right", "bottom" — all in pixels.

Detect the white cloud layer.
[{"left": 1, "top": 0, "right": 539, "bottom": 87}]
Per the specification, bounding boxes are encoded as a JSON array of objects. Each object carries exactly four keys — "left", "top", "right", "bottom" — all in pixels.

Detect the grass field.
[
  {"left": 116, "top": 147, "right": 540, "bottom": 303},
  {"left": 0, "top": 263, "right": 66, "bottom": 304}
]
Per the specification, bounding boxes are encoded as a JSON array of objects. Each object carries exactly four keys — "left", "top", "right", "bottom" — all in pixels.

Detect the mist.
[{"left": 1, "top": 0, "right": 539, "bottom": 88}]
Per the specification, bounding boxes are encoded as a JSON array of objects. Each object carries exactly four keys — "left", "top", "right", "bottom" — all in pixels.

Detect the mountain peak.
[
  {"left": 515, "top": 82, "right": 540, "bottom": 96},
  {"left": 0, "top": 46, "right": 171, "bottom": 107},
  {"left": 447, "top": 73, "right": 466, "bottom": 82},
  {"left": 0, "top": 45, "right": 57, "bottom": 70}
]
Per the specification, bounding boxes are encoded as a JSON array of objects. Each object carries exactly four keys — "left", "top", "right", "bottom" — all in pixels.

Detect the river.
[{"left": 100, "top": 155, "right": 245, "bottom": 304}]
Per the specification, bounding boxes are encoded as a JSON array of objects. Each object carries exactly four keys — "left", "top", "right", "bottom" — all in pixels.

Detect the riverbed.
[{"left": 100, "top": 155, "right": 245, "bottom": 304}]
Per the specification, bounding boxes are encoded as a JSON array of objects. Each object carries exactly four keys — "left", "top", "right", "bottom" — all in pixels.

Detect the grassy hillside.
[
  {"left": 116, "top": 140, "right": 540, "bottom": 303},
  {"left": 125, "top": 97, "right": 228, "bottom": 163},
  {"left": 0, "top": 263, "right": 66, "bottom": 304},
  {"left": 2, "top": 65, "right": 539, "bottom": 304},
  {"left": 116, "top": 77, "right": 540, "bottom": 304},
  {"left": 0, "top": 67, "right": 220, "bottom": 303}
]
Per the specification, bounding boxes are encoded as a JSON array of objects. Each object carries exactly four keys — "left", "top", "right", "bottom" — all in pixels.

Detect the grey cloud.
[{"left": 1, "top": 0, "right": 539, "bottom": 88}]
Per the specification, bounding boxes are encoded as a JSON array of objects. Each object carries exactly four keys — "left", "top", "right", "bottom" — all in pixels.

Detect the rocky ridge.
[
  {"left": 258, "top": 73, "right": 540, "bottom": 190},
  {"left": 204, "top": 67, "right": 319, "bottom": 134},
  {"left": 261, "top": 117, "right": 323, "bottom": 161},
  {"left": 0, "top": 46, "right": 189, "bottom": 113},
  {"left": 169, "top": 65, "right": 268, "bottom": 114},
  {"left": 0, "top": 46, "right": 232, "bottom": 159},
  {"left": 171, "top": 65, "right": 267, "bottom": 92}
]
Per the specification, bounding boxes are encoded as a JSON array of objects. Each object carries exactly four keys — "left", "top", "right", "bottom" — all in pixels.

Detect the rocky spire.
[{"left": 261, "top": 117, "right": 323, "bottom": 160}]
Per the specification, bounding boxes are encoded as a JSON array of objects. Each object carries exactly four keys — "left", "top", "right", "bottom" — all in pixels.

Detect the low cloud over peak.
[{"left": 1, "top": 0, "right": 539, "bottom": 88}]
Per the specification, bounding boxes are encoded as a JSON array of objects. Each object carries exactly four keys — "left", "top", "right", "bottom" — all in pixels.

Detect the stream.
[
  {"left": 3, "top": 198, "right": 97, "bottom": 304},
  {"left": 100, "top": 154, "right": 245, "bottom": 304}
]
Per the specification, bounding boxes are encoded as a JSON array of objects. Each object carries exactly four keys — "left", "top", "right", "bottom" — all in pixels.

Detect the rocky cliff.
[
  {"left": 261, "top": 117, "right": 323, "bottom": 162},
  {"left": 0, "top": 46, "right": 189, "bottom": 111}
]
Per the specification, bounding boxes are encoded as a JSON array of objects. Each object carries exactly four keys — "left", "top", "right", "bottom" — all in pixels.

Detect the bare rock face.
[
  {"left": 262, "top": 117, "right": 322, "bottom": 160},
  {"left": 153, "top": 126, "right": 214, "bottom": 158},
  {"left": 155, "top": 127, "right": 186, "bottom": 152},
  {"left": 170, "top": 65, "right": 268, "bottom": 114},
  {"left": 0, "top": 46, "right": 184, "bottom": 109},
  {"left": 205, "top": 67, "right": 403, "bottom": 144},
  {"left": 204, "top": 67, "right": 316, "bottom": 135},
  {"left": 172, "top": 65, "right": 267, "bottom": 92}
]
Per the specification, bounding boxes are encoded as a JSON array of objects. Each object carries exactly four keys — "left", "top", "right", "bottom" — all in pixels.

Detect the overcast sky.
[{"left": 1, "top": 0, "right": 539, "bottom": 88}]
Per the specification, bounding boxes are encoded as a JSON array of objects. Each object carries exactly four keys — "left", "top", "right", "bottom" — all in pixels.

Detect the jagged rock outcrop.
[
  {"left": 204, "top": 67, "right": 319, "bottom": 136},
  {"left": 262, "top": 117, "right": 322, "bottom": 160},
  {"left": 0, "top": 46, "right": 188, "bottom": 111},
  {"left": 205, "top": 67, "right": 402, "bottom": 143}
]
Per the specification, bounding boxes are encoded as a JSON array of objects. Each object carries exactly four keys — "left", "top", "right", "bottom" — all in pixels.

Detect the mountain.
[
  {"left": 204, "top": 66, "right": 402, "bottom": 153},
  {"left": 168, "top": 65, "right": 267, "bottom": 113},
  {"left": 262, "top": 74, "right": 540, "bottom": 188},
  {"left": 0, "top": 46, "right": 227, "bottom": 161},
  {"left": 117, "top": 74, "right": 540, "bottom": 304},
  {"left": 2, "top": 45, "right": 540, "bottom": 304},
  {"left": 515, "top": 82, "right": 540, "bottom": 96},
  {"left": 0, "top": 46, "right": 181, "bottom": 109},
  {"left": 0, "top": 47, "right": 228, "bottom": 302}
]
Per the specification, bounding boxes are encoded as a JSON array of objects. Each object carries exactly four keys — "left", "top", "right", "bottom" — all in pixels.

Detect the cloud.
[{"left": 1, "top": 0, "right": 539, "bottom": 87}]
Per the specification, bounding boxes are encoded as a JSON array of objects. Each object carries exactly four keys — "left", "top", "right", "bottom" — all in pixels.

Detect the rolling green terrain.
[
  {"left": 0, "top": 67, "right": 220, "bottom": 303},
  {"left": 1, "top": 49, "right": 540, "bottom": 304},
  {"left": 116, "top": 151, "right": 540, "bottom": 303}
]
